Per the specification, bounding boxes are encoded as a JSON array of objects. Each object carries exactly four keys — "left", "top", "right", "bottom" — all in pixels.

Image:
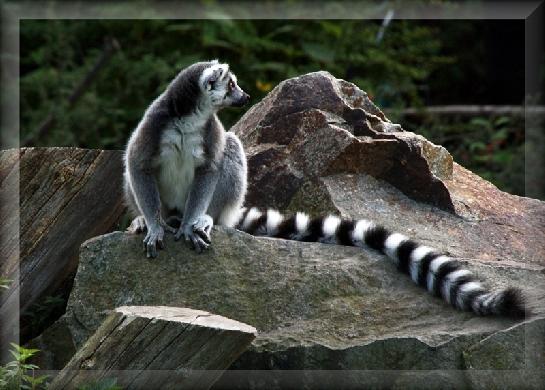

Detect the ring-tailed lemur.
[{"left": 124, "top": 60, "right": 527, "bottom": 318}]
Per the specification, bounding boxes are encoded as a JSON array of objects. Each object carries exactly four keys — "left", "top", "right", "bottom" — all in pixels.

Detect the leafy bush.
[
  {"left": 0, "top": 344, "right": 48, "bottom": 390},
  {"left": 0, "top": 343, "right": 120, "bottom": 390}
]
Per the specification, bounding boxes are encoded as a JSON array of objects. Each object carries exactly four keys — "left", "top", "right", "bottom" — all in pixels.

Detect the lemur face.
[{"left": 200, "top": 61, "right": 250, "bottom": 109}]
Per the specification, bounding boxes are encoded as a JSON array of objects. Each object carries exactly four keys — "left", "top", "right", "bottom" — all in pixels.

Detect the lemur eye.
[{"left": 228, "top": 80, "right": 234, "bottom": 90}]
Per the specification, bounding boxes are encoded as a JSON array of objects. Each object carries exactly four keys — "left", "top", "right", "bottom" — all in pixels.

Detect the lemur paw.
[
  {"left": 127, "top": 216, "right": 146, "bottom": 234},
  {"left": 193, "top": 214, "right": 213, "bottom": 236},
  {"left": 143, "top": 225, "right": 166, "bottom": 258},
  {"left": 175, "top": 215, "right": 213, "bottom": 253}
]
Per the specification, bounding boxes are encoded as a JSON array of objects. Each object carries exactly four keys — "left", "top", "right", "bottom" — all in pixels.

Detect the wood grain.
[
  {"left": 49, "top": 306, "right": 257, "bottom": 390},
  {"left": 0, "top": 147, "right": 126, "bottom": 343}
]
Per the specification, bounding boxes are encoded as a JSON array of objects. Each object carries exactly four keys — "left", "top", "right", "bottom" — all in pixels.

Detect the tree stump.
[
  {"left": 0, "top": 147, "right": 125, "bottom": 345},
  {"left": 49, "top": 306, "right": 257, "bottom": 390}
]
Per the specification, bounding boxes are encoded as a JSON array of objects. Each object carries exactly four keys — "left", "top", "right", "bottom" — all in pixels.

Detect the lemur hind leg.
[
  {"left": 177, "top": 133, "right": 246, "bottom": 252},
  {"left": 208, "top": 132, "right": 247, "bottom": 228},
  {"left": 126, "top": 180, "right": 179, "bottom": 235}
]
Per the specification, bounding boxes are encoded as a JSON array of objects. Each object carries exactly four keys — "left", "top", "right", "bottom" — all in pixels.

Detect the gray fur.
[{"left": 124, "top": 60, "right": 250, "bottom": 257}]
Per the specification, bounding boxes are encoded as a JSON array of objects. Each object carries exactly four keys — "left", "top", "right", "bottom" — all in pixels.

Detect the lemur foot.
[
  {"left": 128, "top": 216, "right": 177, "bottom": 235},
  {"left": 127, "top": 216, "right": 146, "bottom": 234},
  {"left": 175, "top": 215, "right": 213, "bottom": 253}
]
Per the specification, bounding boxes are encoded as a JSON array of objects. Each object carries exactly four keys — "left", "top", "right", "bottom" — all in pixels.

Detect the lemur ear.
[
  {"left": 201, "top": 63, "right": 229, "bottom": 90},
  {"left": 203, "top": 68, "right": 224, "bottom": 90}
]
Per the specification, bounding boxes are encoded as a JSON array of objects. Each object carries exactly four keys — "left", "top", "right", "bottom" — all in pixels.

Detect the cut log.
[
  {"left": 49, "top": 306, "right": 257, "bottom": 390},
  {"left": 0, "top": 147, "right": 125, "bottom": 345}
]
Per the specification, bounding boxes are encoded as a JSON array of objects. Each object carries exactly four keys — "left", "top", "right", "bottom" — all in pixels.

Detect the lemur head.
[{"left": 199, "top": 60, "right": 250, "bottom": 109}]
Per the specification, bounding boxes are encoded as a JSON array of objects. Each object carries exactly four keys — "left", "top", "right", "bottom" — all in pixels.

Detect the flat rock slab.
[
  {"left": 296, "top": 169, "right": 545, "bottom": 269},
  {"left": 57, "top": 227, "right": 544, "bottom": 388},
  {"left": 0, "top": 147, "right": 125, "bottom": 342},
  {"left": 50, "top": 306, "right": 256, "bottom": 390}
]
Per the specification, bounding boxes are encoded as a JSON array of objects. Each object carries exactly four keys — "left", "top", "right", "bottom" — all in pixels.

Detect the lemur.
[{"left": 124, "top": 60, "right": 527, "bottom": 318}]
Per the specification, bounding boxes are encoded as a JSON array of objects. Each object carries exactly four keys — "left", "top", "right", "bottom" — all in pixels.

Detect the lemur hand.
[
  {"left": 175, "top": 214, "right": 213, "bottom": 253},
  {"left": 142, "top": 220, "right": 176, "bottom": 258}
]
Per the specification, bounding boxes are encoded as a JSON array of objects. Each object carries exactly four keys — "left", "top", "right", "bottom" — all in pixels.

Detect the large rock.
[
  {"left": 231, "top": 71, "right": 455, "bottom": 212},
  {"left": 56, "top": 227, "right": 544, "bottom": 387},
  {"left": 0, "top": 147, "right": 125, "bottom": 344},
  {"left": 232, "top": 71, "right": 544, "bottom": 269}
]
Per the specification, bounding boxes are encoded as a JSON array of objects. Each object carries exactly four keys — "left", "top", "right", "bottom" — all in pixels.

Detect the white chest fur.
[{"left": 155, "top": 117, "right": 208, "bottom": 211}]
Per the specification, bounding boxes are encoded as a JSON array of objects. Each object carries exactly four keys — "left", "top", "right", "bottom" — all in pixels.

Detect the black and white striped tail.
[{"left": 233, "top": 207, "right": 527, "bottom": 318}]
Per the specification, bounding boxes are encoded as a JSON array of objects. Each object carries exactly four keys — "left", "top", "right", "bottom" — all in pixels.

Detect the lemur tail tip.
[{"left": 497, "top": 287, "right": 530, "bottom": 319}]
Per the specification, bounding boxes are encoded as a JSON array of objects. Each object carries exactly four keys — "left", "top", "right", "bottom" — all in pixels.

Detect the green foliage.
[
  {"left": 77, "top": 377, "right": 123, "bottom": 390},
  {"left": 20, "top": 19, "right": 450, "bottom": 149},
  {"left": 0, "top": 344, "right": 48, "bottom": 390},
  {"left": 0, "top": 278, "right": 11, "bottom": 290}
]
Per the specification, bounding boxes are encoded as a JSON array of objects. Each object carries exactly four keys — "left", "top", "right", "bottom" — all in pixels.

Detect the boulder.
[
  {"left": 231, "top": 71, "right": 544, "bottom": 269},
  {"left": 55, "top": 226, "right": 544, "bottom": 388},
  {"left": 0, "top": 147, "right": 125, "bottom": 344},
  {"left": 231, "top": 71, "right": 454, "bottom": 212}
]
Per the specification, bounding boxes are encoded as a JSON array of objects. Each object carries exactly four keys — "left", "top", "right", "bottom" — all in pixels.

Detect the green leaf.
[
  {"left": 9, "top": 349, "right": 20, "bottom": 361},
  {"left": 469, "top": 141, "right": 486, "bottom": 153},
  {"left": 318, "top": 21, "right": 343, "bottom": 38},
  {"left": 493, "top": 116, "right": 511, "bottom": 127},
  {"left": 0, "top": 277, "right": 11, "bottom": 289},
  {"left": 491, "top": 128, "right": 509, "bottom": 141},
  {"left": 469, "top": 117, "right": 492, "bottom": 129}
]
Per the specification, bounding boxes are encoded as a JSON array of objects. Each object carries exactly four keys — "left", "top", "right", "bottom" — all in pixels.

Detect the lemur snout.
[{"left": 233, "top": 92, "right": 250, "bottom": 107}]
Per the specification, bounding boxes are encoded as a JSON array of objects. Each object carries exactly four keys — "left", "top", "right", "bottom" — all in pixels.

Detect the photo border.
[{"left": 1, "top": 0, "right": 543, "bottom": 387}]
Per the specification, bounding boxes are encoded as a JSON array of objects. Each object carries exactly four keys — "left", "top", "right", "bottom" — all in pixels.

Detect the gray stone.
[
  {"left": 463, "top": 317, "right": 545, "bottom": 389},
  {"left": 57, "top": 227, "right": 544, "bottom": 388},
  {"left": 232, "top": 71, "right": 455, "bottom": 211},
  {"left": 25, "top": 318, "right": 76, "bottom": 371}
]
